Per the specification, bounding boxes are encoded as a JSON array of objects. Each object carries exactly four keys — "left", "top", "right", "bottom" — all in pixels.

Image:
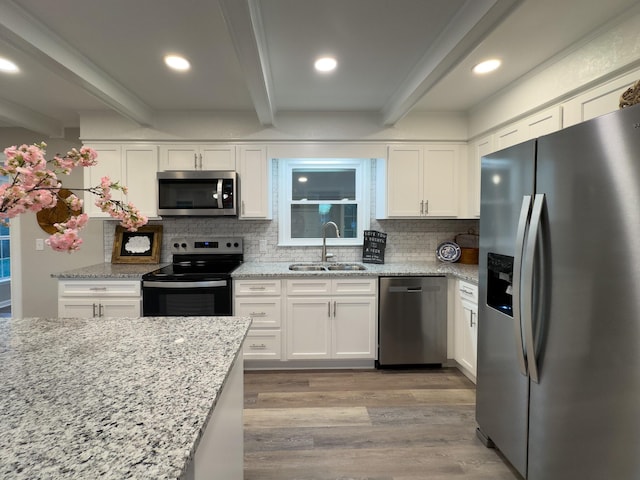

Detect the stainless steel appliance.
[
  {"left": 377, "top": 276, "right": 446, "bottom": 367},
  {"left": 141, "top": 237, "right": 243, "bottom": 316},
  {"left": 157, "top": 170, "right": 237, "bottom": 216},
  {"left": 476, "top": 103, "right": 640, "bottom": 479}
]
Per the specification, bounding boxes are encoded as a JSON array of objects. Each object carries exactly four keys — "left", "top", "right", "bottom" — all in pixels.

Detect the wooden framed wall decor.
[{"left": 111, "top": 225, "right": 162, "bottom": 264}]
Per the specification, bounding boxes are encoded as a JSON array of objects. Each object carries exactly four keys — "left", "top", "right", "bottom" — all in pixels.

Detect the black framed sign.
[
  {"left": 111, "top": 225, "right": 163, "bottom": 264},
  {"left": 362, "top": 230, "right": 387, "bottom": 264}
]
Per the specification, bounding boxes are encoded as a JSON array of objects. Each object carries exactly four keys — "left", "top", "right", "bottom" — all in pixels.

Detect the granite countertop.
[
  {"left": 232, "top": 261, "right": 478, "bottom": 283},
  {"left": 51, "top": 263, "right": 168, "bottom": 279},
  {"left": 0, "top": 316, "right": 251, "bottom": 480}
]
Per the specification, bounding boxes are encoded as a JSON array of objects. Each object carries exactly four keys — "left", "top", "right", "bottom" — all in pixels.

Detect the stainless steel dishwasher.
[{"left": 377, "top": 276, "right": 447, "bottom": 367}]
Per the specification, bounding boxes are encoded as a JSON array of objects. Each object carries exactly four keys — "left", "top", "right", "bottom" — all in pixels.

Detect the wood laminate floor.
[{"left": 244, "top": 368, "right": 521, "bottom": 480}]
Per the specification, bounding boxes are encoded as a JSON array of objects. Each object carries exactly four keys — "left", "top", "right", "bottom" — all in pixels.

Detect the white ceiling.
[{"left": 0, "top": 0, "right": 637, "bottom": 137}]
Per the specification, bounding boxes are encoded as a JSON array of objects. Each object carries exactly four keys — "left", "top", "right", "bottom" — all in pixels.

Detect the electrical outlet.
[
  {"left": 35, "top": 238, "right": 44, "bottom": 251},
  {"left": 259, "top": 239, "right": 267, "bottom": 254}
]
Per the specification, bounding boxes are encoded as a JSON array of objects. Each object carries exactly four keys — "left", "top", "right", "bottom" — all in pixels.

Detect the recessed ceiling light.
[
  {"left": 473, "top": 59, "right": 501, "bottom": 75},
  {"left": 0, "top": 57, "right": 19, "bottom": 74},
  {"left": 164, "top": 55, "right": 191, "bottom": 72},
  {"left": 314, "top": 56, "right": 337, "bottom": 73}
]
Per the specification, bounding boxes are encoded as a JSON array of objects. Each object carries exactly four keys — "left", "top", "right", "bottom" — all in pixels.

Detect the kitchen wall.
[{"left": 102, "top": 159, "right": 479, "bottom": 264}]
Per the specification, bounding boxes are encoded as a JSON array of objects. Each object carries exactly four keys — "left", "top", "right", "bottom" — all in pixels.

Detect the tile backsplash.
[{"left": 103, "top": 159, "right": 478, "bottom": 263}]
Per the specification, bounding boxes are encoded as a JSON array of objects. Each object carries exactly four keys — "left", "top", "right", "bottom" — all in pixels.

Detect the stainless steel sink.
[
  {"left": 326, "top": 263, "right": 367, "bottom": 271},
  {"left": 288, "top": 264, "right": 327, "bottom": 271}
]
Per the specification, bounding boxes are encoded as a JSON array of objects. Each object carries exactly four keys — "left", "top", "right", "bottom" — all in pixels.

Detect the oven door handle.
[{"left": 142, "top": 280, "right": 228, "bottom": 288}]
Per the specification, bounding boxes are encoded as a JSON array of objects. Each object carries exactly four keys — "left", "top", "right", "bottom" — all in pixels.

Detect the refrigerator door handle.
[
  {"left": 512, "top": 195, "right": 531, "bottom": 377},
  {"left": 522, "top": 193, "right": 545, "bottom": 384}
]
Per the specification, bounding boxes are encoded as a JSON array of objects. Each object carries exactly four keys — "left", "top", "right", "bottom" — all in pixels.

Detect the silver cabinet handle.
[
  {"left": 92, "top": 303, "right": 97, "bottom": 317},
  {"left": 513, "top": 195, "right": 531, "bottom": 377},
  {"left": 98, "top": 304, "right": 104, "bottom": 317},
  {"left": 461, "top": 287, "right": 475, "bottom": 295},
  {"left": 89, "top": 287, "right": 107, "bottom": 291},
  {"left": 470, "top": 310, "right": 476, "bottom": 327},
  {"left": 420, "top": 200, "right": 424, "bottom": 215},
  {"left": 249, "top": 343, "right": 267, "bottom": 349},
  {"left": 194, "top": 153, "right": 198, "bottom": 169},
  {"left": 249, "top": 311, "right": 267, "bottom": 317},
  {"left": 198, "top": 153, "right": 203, "bottom": 170},
  {"left": 425, "top": 199, "right": 429, "bottom": 215},
  {"left": 523, "top": 193, "right": 545, "bottom": 384},
  {"left": 241, "top": 200, "right": 245, "bottom": 215},
  {"left": 249, "top": 286, "right": 266, "bottom": 291},
  {"left": 333, "top": 301, "right": 337, "bottom": 317},
  {"left": 327, "top": 301, "right": 331, "bottom": 317}
]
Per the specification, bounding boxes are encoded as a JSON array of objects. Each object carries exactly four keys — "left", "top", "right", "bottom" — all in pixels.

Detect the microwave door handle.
[{"left": 216, "top": 179, "right": 223, "bottom": 209}]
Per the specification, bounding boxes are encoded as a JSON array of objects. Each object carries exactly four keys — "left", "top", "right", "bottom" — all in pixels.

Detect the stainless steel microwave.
[{"left": 157, "top": 170, "right": 237, "bottom": 216}]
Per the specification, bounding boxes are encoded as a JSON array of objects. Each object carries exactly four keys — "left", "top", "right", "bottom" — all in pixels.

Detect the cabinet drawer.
[
  {"left": 58, "top": 280, "right": 141, "bottom": 297},
  {"left": 458, "top": 280, "right": 478, "bottom": 304},
  {"left": 244, "top": 330, "right": 281, "bottom": 359},
  {"left": 286, "top": 279, "right": 332, "bottom": 295},
  {"left": 332, "top": 278, "right": 377, "bottom": 295},
  {"left": 234, "top": 298, "right": 282, "bottom": 328},
  {"left": 234, "top": 279, "right": 281, "bottom": 296}
]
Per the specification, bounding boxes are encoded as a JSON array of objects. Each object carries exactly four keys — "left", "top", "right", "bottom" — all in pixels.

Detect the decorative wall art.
[{"left": 111, "top": 225, "right": 162, "bottom": 264}]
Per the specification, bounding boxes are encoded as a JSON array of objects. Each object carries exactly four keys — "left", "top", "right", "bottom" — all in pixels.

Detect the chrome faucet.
[{"left": 321, "top": 221, "right": 340, "bottom": 262}]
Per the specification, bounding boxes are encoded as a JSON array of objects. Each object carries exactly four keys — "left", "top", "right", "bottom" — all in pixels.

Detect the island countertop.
[{"left": 0, "top": 316, "right": 251, "bottom": 480}]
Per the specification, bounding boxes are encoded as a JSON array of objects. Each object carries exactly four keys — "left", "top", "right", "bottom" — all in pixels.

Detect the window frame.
[{"left": 278, "top": 158, "right": 371, "bottom": 247}]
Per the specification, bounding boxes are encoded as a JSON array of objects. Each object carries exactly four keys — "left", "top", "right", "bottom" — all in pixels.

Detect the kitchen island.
[{"left": 0, "top": 316, "right": 251, "bottom": 480}]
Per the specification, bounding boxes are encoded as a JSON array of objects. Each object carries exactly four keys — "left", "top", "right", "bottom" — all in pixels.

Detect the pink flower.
[{"left": 0, "top": 142, "right": 147, "bottom": 253}]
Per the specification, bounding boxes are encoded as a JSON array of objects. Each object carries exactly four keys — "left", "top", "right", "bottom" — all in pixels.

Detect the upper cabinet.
[
  {"left": 159, "top": 144, "right": 236, "bottom": 171},
  {"left": 237, "top": 145, "right": 271, "bottom": 219},
  {"left": 84, "top": 144, "right": 158, "bottom": 219},
  {"left": 385, "top": 144, "right": 462, "bottom": 218}
]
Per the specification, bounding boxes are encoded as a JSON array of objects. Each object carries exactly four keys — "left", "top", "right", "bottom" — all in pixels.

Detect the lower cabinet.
[
  {"left": 234, "top": 279, "right": 282, "bottom": 360},
  {"left": 233, "top": 277, "right": 377, "bottom": 364},
  {"left": 58, "top": 280, "right": 141, "bottom": 318},
  {"left": 454, "top": 279, "right": 478, "bottom": 382},
  {"left": 285, "top": 278, "right": 377, "bottom": 360}
]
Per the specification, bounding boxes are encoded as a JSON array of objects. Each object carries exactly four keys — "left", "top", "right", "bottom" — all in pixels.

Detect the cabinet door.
[
  {"left": 470, "top": 136, "right": 493, "bottom": 217},
  {"left": 286, "top": 297, "right": 331, "bottom": 359},
  {"left": 457, "top": 299, "right": 478, "bottom": 378},
  {"left": 387, "top": 146, "right": 423, "bottom": 217},
  {"left": 122, "top": 145, "right": 158, "bottom": 218},
  {"left": 234, "top": 297, "right": 281, "bottom": 328},
  {"left": 101, "top": 299, "right": 141, "bottom": 318},
  {"left": 58, "top": 300, "right": 95, "bottom": 318},
  {"left": 200, "top": 145, "right": 236, "bottom": 170},
  {"left": 159, "top": 145, "right": 199, "bottom": 170},
  {"left": 83, "top": 144, "right": 123, "bottom": 217},
  {"left": 423, "top": 145, "right": 459, "bottom": 217},
  {"left": 238, "top": 146, "right": 270, "bottom": 219},
  {"left": 332, "top": 296, "right": 376, "bottom": 358}
]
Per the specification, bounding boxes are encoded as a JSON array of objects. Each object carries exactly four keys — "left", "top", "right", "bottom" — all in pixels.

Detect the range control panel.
[{"left": 169, "top": 237, "right": 243, "bottom": 255}]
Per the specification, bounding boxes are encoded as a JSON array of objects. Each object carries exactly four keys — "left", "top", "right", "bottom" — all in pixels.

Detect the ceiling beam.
[
  {"left": 0, "top": 0, "right": 155, "bottom": 129},
  {"left": 0, "top": 97, "right": 64, "bottom": 138},
  {"left": 380, "top": 0, "right": 524, "bottom": 126},
  {"left": 219, "top": 0, "right": 275, "bottom": 126}
]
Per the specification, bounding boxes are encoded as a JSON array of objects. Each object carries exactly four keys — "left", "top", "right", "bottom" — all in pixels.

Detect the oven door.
[{"left": 142, "top": 279, "right": 232, "bottom": 317}]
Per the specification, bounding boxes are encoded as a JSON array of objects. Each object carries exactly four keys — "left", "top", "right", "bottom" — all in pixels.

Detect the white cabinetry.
[
  {"left": 58, "top": 279, "right": 141, "bottom": 318},
  {"left": 83, "top": 144, "right": 158, "bottom": 219},
  {"left": 234, "top": 279, "right": 282, "bottom": 360},
  {"left": 159, "top": 144, "right": 236, "bottom": 171},
  {"left": 454, "top": 280, "right": 478, "bottom": 382},
  {"left": 237, "top": 146, "right": 271, "bottom": 219},
  {"left": 386, "top": 144, "right": 461, "bottom": 217},
  {"left": 286, "top": 278, "right": 377, "bottom": 360}
]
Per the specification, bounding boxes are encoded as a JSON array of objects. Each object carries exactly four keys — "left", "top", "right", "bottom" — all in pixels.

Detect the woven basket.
[
  {"left": 455, "top": 231, "right": 479, "bottom": 265},
  {"left": 619, "top": 80, "right": 640, "bottom": 109}
]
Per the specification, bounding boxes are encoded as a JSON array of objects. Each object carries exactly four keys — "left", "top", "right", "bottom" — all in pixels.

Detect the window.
[
  {"left": 279, "top": 159, "right": 370, "bottom": 246},
  {"left": 0, "top": 176, "right": 9, "bottom": 279}
]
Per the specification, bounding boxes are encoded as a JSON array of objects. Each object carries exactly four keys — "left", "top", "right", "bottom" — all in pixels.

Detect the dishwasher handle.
[{"left": 388, "top": 286, "right": 423, "bottom": 293}]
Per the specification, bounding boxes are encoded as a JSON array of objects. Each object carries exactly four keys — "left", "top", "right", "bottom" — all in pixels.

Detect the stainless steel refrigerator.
[{"left": 476, "top": 103, "right": 640, "bottom": 479}]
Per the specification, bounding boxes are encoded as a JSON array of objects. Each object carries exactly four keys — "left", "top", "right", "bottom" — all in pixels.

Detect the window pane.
[
  {"left": 1, "top": 258, "right": 9, "bottom": 278},
  {"left": 1, "top": 239, "right": 9, "bottom": 258},
  {"left": 292, "top": 169, "right": 356, "bottom": 201},
  {"left": 291, "top": 204, "right": 358, "bottom": 238},
  {"left": 0, "top": 224, "right": 8, "bottom": 236}
]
